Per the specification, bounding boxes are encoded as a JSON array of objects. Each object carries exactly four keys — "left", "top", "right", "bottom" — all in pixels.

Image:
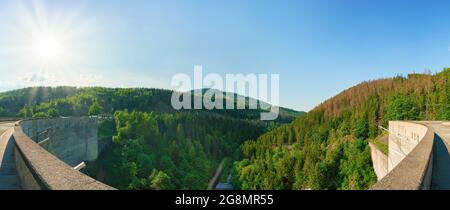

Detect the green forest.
[
  {"left": 233, "top": 69, "right": 450, "bottom": 190},
  {"left": 0, "top": 68, "right": 448, "bottom": 190},
  {"left": 0, "top": 86, "right": 301, "bottom": 189},
  {"left": 92, "top": 110, "right": 265, "bottom": 189}
]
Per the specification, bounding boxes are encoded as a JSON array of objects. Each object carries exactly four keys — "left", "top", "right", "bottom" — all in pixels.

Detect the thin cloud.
[{"left": 0, "top": 69, "right": 170, "bottom": 93}]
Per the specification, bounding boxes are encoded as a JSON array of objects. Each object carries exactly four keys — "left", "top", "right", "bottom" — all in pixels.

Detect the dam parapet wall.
[
  {"left": 20, "top": 117, "right": 98, "bottom": 167},
  {"left": 371, "top": 121, "right": 434, "bottom": 190},
  {"left": 12, "top": 117, "right": 114, "bottom": 190}
]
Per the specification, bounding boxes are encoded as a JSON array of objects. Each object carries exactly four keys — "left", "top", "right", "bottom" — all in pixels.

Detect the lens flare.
[{"left": 35, "top": 34, "right": 63, "bottom": 61}]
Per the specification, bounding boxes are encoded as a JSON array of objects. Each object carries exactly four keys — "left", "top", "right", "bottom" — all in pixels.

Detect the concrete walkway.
[
  {"left": 0, "top": 122, "right": 21, "bottom": 190},
  {"left": 427, "top": 122, "right": 450, "bottom": 190}
]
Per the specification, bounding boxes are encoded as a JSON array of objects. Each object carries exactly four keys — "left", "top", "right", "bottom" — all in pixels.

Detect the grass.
[{"left": 369, "top": 133, "right": 389, "bottom": 155}]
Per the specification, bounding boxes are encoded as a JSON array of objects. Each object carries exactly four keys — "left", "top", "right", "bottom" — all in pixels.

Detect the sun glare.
[
  {"left": 34, "top": 34, "right": 63, "bottom": 61},
  {"left": 1, "top": 0, "right": 99, "bottom": 87}
]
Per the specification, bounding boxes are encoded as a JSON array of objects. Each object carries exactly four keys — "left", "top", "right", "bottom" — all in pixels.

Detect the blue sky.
[{"left": 0, "top": 0, "right": 449, "bottom": 111}]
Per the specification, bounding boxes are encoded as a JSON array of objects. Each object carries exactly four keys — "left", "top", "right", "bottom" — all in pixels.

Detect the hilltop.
[{"left": 0, "top": 86, "right": 303, "bottom": 123}]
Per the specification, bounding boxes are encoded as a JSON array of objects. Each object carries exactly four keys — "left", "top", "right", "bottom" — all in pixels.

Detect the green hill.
[
  {"left": 234, "top": 68, "right": 450, "bottom": 190},
  {"left": 0, "top": 86, "right": 303, "bottom": 123},
  {"left": 0, "top": 86, "right": 302, "bottom": 189}
]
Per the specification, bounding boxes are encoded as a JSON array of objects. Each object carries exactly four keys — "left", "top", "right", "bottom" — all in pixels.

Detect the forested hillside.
[
  {"left": 0, "top": 87, "right": 302, "bottom": 123},
  {"left": 91, "top": 110, "right": 265, "bottom": 189},
  {"left": 0, "top": 86, "right": 302, "bottom": 189},
  {"left": 0, "top": 86, "right": 79, "bottom": 116},
  {"left": 234, "top": 69, "right": 450, "bottom": 190},
  {"left": 2, "top": 68, "right": 445, "bottom": 190}
]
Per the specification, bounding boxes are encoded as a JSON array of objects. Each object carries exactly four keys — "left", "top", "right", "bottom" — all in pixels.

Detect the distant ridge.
[{"left": 0, "top": 86, "right": 304, "bottom": 123}]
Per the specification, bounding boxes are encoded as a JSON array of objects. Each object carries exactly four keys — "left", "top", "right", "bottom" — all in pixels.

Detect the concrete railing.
[
  {"left": 12, "top": 118, "right": 114, "bottom": 190},
  {"left": 371, "top": 121, "right": 434, "bottom": 190}
]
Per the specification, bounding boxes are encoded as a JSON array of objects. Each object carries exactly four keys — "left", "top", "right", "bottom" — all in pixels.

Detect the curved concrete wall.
[
  {"left": 388, "top": 121, "right": 429, "bottom": 171},
  {"left": 368, "top": 142, "right": 388, "bottom": 181},
  {"left": 20, "top": 117, "right": 98, "bottom": 167},
  {"left": 371, "top": 121, "right": 434, "bottom": 190},
  {"left": 12, "top": 117, "right": 114, "bottom": 190}
]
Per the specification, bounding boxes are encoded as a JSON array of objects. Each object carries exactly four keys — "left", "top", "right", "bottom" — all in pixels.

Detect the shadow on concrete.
[
  {"left": 431, "top": 134, "right": 450, "bottom": 190},
  {"left": 0, "top": 134, "right": 21, "bottom": 190}
]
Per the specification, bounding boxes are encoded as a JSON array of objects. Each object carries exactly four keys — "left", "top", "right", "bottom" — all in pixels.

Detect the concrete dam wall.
[
  {"left": 387, "top": 121, "right": 428, "bottom": 172},
  {"left": 371, "top": 121, "right": 437, "bottom": 190},
  {"left": 370, "top": 121, "right": 429, "bottom": 182},
  {"left": 20, "top": 117, "right": 98, "bottom": 167},
  {"left": 368, "top": 142, "right": 388, "bottom": 181},
  {"left": 9, "top": 117, "right": 114, "bottom": 190}
]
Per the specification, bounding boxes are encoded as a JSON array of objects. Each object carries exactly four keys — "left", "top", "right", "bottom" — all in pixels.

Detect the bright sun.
[{"left": 34, "top": 34, "right": 64, "bottom": 61}]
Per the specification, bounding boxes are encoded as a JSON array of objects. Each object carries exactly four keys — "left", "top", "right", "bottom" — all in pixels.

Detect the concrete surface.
[
  {"left": 0, "top": 121, "right": 21, "bottom": 190},
  {"left": 388, "top": 121, "right": 428, "bottom": 171},
  {"left": 369, "top": 142, "right": 388, "bottom": 181},
  {"left": 427, "top": 122, "right": 450, "bottom": 189},
  {"left": 20, "top": 117, "right": 98, "bottom": 167},
  {"left": 0, "top": 117, "right": 114, "bottom": 190},
  {"left": 13, "top": 119, "right": 114, "bottom": 190},
  {"left": 371, "top": 121, "right": 450, "bottom": 190}
]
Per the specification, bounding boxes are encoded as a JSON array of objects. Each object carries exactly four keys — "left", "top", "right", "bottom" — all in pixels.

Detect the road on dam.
[
  {"left": 0, "top": 121, "right": 21, "bottom": 190},
  {"left": 428, "top": 122, "right": 450, "bottom": 189}
]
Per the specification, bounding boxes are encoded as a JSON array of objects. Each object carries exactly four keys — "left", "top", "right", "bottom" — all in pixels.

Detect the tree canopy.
[{"left": 234, "top": 69, "right": 449, "bottom": 190}]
